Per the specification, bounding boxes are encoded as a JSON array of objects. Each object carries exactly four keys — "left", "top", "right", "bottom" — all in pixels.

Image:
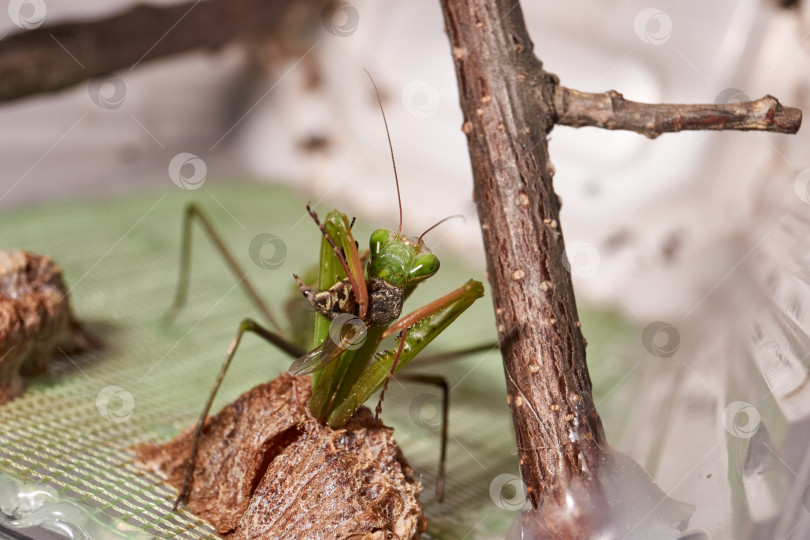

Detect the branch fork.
[{"left": 439, "top": 0, "right": 801, "bottom": 535}]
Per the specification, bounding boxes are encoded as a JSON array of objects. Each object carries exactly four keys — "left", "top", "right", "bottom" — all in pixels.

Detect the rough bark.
[
  {"left": 0, "top": 0, "right": 321, "bottom": 103},
  {"left": 136, "top": 374, "right": 426, "bottom": 539},
  {"left": 554, "top": 88, "right": 802, "bottom": 138},
  {"left": 439, "top": 0, "right": 607, "bottom": 520},
  {"left": 438, "top": 0, "right": 801, "bottom": 534}
]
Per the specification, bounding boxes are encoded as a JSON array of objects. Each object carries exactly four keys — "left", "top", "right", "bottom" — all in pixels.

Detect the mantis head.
[{"left": 367, "top": 229, "right": 440, "bottom": 288}]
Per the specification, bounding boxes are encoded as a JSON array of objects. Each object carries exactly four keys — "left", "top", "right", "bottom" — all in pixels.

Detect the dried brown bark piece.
[
  {"left": 0, "top": 250, "right": 92, "bottom": 405},
  {"left": 137, "top": 373, "right": 427, "bottom": 539}
]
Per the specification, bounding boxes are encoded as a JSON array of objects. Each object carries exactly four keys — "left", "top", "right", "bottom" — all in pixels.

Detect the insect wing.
[
  {"left": 288, "top": 318, "right": 367, "bottom": 375},
  {"left": 289, "top": 341, "right": 339, "bottom": 375},
  {"left": 289, "top": 313, "right": 368, "bottom": 375}
]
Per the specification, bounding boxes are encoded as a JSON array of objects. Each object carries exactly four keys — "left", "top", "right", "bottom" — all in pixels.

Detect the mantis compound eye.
[
  {"left": 409, "top": 254, "right": 440, "bottom": 281},
  {"left": 370, "top": 229, "right": 391, "bottom": 254}
]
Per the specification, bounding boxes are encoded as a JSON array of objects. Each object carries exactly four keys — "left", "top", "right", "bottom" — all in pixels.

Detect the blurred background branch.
[{"left": 0, "top": 0, "right": 322, "bottom": 103}]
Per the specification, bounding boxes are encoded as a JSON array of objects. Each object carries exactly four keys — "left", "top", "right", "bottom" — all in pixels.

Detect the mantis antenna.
[
  {"left": 364, "top": 69, "right": 403, "bottom": 236},
  {"left": 417, "top": 214, "right": 466, "bottom": 245}
]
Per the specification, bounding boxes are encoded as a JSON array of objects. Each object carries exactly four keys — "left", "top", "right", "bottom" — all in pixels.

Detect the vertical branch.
[
  {"left": 439, "top": 0, "right": 606, "bottom": 524},
  {"left": 439, "top": 0, "right": 799, "bottom": 534}
]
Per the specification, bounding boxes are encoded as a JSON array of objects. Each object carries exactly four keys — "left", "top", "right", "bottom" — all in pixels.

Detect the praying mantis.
[{"left": 166, "top": 73, "right": 487, "bottom": 511}]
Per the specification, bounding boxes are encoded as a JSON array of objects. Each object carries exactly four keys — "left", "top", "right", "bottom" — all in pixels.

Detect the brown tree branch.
[
  {"left": 439, "top": 0, "right": 607, "bottom": 533},
  {"left": 554, "top": 87, "right": 802, "bottom": 139},
  {"left": 439, "top": 0, "right": 802, "bottom": 536},
  {"left": 0, "top": 0, "right": 319, "bottom": 104}
]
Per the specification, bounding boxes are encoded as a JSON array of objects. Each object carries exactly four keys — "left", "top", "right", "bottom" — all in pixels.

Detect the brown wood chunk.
[
  {"left": 136, "top": 374, "right": 427, "bottom": 539},
  {"left": 0, "top": 250, "right": 91, "bottom": 405}
]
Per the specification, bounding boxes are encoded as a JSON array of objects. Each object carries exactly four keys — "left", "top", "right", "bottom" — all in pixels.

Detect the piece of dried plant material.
[
  {"left": 137, "top": 373, "right": 427, "bottom": 539},
  {"left": 0, "top": 250, "right": 94, "bottom": 405}
]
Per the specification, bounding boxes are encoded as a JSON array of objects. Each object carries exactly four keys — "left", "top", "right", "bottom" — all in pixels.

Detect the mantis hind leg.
[
  {"left": 375, "top": 342, "right": 498, "bottom": 503},
  {"left": 408, "top": 342, "right": 499, "bottom": 368},
  {"left": 394, "top": 372, "right": 449, "bottom": 502},
  {"left": 165, "top": 203, "right": 283, "bottom": 333},
  {"left": 375, "top": 326, "right": 452, "bottom": 501},
  {"left": 174, "top": 318, "right": 303, "bottom": 510},
  {"left": 398, "top": 342, "right": 499, "bottom": 502}
]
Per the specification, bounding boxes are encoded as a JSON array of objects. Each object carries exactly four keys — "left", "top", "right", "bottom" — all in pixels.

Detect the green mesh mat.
[{"left": 0, "top": 183, "right": 633, "bottom": 539}]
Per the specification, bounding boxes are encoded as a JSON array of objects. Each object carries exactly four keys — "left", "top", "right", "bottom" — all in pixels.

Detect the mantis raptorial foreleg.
[
  {"left": 375, "top": 327, "right": 408, "bottom": 421},
  {"left": 165, "top": 203, "right": 283, "bottom": 333},
  {"left": 326, "top": 279, "right": 484, "bottom": 427},
  {"left": 370, "top": 280, "right": 483, "bottom": 425},
  {"left": 305, "top": 204, "right": 368, "bottom": 319},
  {"left": 174, "top": 317, "right": 303, "bottom": 510}
]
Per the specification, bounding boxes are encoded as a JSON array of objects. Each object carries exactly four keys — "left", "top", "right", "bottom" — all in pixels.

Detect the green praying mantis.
[{"left": 166, "top": 74, "right": 488, "bottom": 511}]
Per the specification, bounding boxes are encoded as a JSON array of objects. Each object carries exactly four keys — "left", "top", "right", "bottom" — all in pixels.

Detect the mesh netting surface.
[{"left": 0, "top": 184, "right": 631, "bottom": 539}]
